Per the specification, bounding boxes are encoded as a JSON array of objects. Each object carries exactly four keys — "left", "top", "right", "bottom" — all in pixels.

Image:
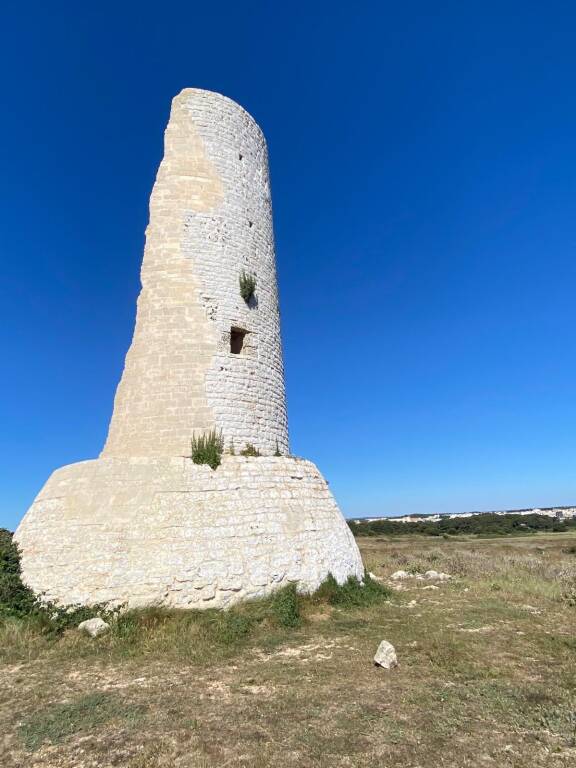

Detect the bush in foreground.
[
  {"left": 312, "top": 573, "right": 390, "bottom": 607},
  {"left": 0, "top": 528, "right": 37, "bottom": 618}
]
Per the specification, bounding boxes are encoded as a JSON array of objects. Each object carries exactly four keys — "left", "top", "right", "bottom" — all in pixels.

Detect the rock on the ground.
[
  {"left": 390, "top": 570, "right": 411, "bottom": 581},
  {"left": 374, "top": 640, "right": 398, "bottom": 669},
  {"left": 78, "top": 617, "right": 110, "bottom": 637},
  {"left": 423, "top": 570, "right": 451, "bottom": 581},
  {"left": 368, "top": 572, "right": 382, "bottom": 581}
]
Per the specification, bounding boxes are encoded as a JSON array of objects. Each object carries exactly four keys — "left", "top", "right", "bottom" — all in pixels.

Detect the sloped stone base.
[{"left": 15, "top": 456, "right": 364, "bottom": 609}]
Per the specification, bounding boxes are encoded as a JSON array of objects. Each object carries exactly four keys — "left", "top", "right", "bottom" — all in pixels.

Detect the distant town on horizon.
[{"left": 352, "top": 505, "right": 576, "bottom": 524}]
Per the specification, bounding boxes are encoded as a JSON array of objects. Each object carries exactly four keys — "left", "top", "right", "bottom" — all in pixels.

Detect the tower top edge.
[{"left": 172, "top": 88, "right": 265, "bottom": 136}]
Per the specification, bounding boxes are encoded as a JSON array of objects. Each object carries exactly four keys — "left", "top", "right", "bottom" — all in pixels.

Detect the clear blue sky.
[{"left": 2, "top": 1, "right": 576, "bottom": 530}]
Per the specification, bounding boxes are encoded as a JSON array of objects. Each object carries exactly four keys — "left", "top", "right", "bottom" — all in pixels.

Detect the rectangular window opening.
[{"left": 230, "top": 327, "right": 247, "bottom": 354}]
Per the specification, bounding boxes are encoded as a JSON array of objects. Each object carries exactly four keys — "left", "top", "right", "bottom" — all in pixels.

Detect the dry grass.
[{"left": 1, "top": 532, "right": 576, "bottom": 767}]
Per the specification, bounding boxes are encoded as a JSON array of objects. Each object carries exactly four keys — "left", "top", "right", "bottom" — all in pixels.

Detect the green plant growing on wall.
[
  {"left": 191, "top": 430, "right": 224, "bottom": 470},
  {"left": 274, "top": 441, "right": 282, "bottom": 457},
  {"left": 239, "top": 270, "right": 256, "bottom": 303},
  {"left": 240, "top": 443, "right": 261, "bottom": 457},
  {"left": 229, "top": 440, "right": 235, "bottom": 456}
]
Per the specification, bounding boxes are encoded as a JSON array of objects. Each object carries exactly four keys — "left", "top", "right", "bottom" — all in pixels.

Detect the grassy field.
[{"left": 1, "top": 532, "right": 576, "bottom": 767}]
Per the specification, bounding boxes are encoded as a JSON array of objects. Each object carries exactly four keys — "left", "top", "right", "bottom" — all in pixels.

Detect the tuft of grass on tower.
[
  {"left": 190, "top": 429, "right": 224, "bottom": 470},
  {"left": 239, "top": 270, "right": 256, "bottom": 302}
]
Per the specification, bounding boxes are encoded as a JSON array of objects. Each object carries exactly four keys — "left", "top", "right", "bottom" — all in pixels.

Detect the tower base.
[{"left": 15, "top": 456, "right": 364, "bottom": 609}]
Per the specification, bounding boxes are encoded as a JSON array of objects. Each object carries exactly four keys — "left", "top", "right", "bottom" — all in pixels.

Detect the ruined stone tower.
[
  {"left": 103, "top": 90, "right": 288, "bottom": 459},
  {"left": 15, "top": 89, "right": 364, "bottom": 609}
]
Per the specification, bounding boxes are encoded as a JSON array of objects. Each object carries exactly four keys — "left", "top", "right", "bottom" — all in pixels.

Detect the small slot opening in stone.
[
  {"left": 230, "top": 327, "right": 247, "bottom": 354},
  {"left": 239, "top": 153, "right": 243, "bottom": 160}
]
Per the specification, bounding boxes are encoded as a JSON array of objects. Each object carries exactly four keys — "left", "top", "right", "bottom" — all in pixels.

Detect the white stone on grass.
[
  {"left": 424, "top": 570, "right": 451, "bottom": 581},
  {"left": 78, "top": 618, "right": 110, "bottom": 638},
  {"left": 390, "top": 570, "right": 411, "bottom": 581},
  {"left": 368, "top": 572, "right": 382, "bottom": 581},
  {"left": 374, "top": 640, "right": 398, "bottom": 669}
]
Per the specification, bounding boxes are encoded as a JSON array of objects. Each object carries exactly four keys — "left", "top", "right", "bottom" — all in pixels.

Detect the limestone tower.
[
  {"left": 15, "top": 89, "right": 364, "bottom": 609},
  {"left": 103, "top": 90, "right": 288, "bottom": 458}
]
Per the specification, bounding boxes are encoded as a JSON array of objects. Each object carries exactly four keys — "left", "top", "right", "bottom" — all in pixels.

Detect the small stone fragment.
[
  {"left": 78, "top": 617, "right": 110, "bottom": 638},
  {"left": 374, "top": 640, "right": 398, "bottom": 669},
  {"left": 390, "top": 570, "right": 411, "bottom": 581},
  {"left": 368, "top": 572, "right": 382, "bottom": 581},
  {"left": 424, "top": 570, "right": 451, "bottom": 581}
]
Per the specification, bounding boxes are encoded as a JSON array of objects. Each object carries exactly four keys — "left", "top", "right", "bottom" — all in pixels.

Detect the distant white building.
[{"left": 353, "top": 506, "right": 576, "bottom": 524}]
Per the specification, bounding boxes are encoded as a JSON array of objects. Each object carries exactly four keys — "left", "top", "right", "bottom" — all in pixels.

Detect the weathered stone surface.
[
  {"left": 78, "top": 618, "right": 110, "bottom": 637},
  {"left": 423, "top": 570, "right": 451, "bottom": 581},
  {"left": 102, "top": 89, "right": 288, "bottom": 459},
  {"left": 14, "top": 89, "right": 364, "bottom": 609},
  {"left": 374, "top": 640, "right": 398, "bottom": 669},
  {"left": 16, "top": 456, "right": 363, "bottom": 609},
  {"left": 390, "top": 570, "right": 411, "bottom": 581}
]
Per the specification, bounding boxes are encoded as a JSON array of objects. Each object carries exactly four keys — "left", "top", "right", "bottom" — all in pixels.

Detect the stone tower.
[
  {"left": 15, "top": 89, "right": 364, "bottom": 609},
  {"left": 103, "top": 90, "right": 288, "bottom": 458}
]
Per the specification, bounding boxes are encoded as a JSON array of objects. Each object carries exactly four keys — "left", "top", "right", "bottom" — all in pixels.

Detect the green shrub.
[
  {"left": 191, "top": 429, "right": 224, "bottom": 469},
  {"left": 204, "top": 610, "right": 256, "bottom": 645},
  {"left": 0, "top": 529, "right": 37, "bottom": 618},
  {"left": 350, "top": 513, "right": 576, "bottom": 538},
  {"left": 313, "top": 572, "right": 391, "bottom": 607},
  {"left": 239, "top": 270, "right": 256, "bottom": 302},
  {"left": 271, "top": 583, "right": 301, "bottom": 627},
  {"left": 274, "top": 441, "right": 282, "bottom": 457},
  {"left": 240, "top": 443, "right": 261, "bottom": 457}
]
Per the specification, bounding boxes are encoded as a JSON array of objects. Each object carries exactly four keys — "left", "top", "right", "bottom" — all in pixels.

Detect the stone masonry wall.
[
  {"left": 102, "top": 89, "right": 288, "bottom": 458},
  {"left": 16, "top": 456, "right": 364, "bottom": 609},
  {"left": 183, "top": 91, "right": 288, "bottom": 455}
]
